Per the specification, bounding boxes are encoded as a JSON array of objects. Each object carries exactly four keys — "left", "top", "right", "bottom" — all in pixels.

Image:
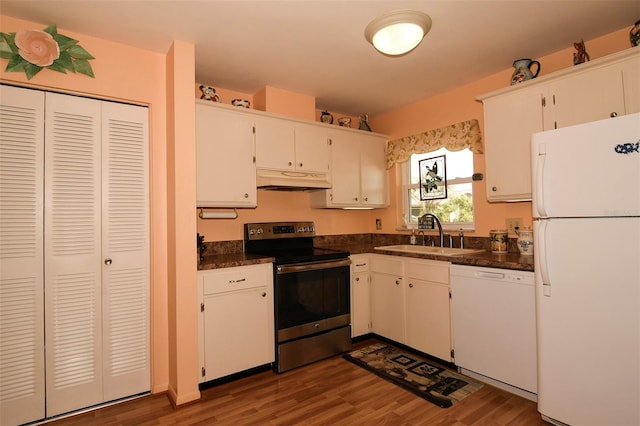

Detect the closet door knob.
[{"left": 104, "top": 258, "right": 112, "bottom": 265}]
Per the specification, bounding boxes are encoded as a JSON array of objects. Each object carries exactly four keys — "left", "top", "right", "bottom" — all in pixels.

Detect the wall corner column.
[{"left": 166, "top": 39, "right": 200, "bottom": 406}]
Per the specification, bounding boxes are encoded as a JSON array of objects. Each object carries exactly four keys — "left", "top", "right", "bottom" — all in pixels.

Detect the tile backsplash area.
[{"left": 200, "top": 233, "right": 521, "bottom": 257}]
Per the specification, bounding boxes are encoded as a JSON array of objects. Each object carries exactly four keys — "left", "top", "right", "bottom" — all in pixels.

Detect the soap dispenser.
[{"left": 410, "top": 229, "right": 417, "bottom": 245}]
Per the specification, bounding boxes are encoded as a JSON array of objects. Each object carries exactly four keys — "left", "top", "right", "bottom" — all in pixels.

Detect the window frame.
[{"left": 400, "top": 149, "right": 475, "bottom": 232}]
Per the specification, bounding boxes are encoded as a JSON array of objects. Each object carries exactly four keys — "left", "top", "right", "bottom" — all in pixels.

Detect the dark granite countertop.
[
  {"left": 198, "top": 252, "right": 274, "bottom": 271},
  {"left": 199, "top": 243, "right": 534, "bottom": 272},
  {"left": 323, "top": 243, "right": 534, "bottom": 272},
  {"left": 372, "top": 248, "right": 534, "bottom": 271}
]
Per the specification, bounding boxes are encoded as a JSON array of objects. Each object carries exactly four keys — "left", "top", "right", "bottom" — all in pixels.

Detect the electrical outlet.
[
  {"left": 506, "top": 218, "right": 522, "bottom": 236},
  {"left": 375, "top": 219, "right": 382, "bottom": 230}
]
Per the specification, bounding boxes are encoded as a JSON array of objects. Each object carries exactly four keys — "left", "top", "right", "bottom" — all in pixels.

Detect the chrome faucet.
[
  {"left": 417, "top": 230, "right": 425, "bottom": 246},
  {"left": 420, "top": 213, "right": 444, "bottom": 247},
  {"left": 459, "top": 229, "right": 465, "bottom": 249}
]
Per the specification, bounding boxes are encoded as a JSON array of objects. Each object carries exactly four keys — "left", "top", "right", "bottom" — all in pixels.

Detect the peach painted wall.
[
  {"left": 166, "top": 41, "right": 200, "bottom": 406},
  {"left": 372, "top": 27, "right": 632, "bottom": 237},
  {"left": 254, "top": 85, "right": 316, "bottom": 120},
  {"left": 0, "top": 14, "right": 171, "bottom": 395}
]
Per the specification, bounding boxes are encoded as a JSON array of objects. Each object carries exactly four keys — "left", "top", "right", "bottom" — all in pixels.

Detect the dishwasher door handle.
[{"left": 475, "top": 271, "right": 506, "bottom": 280}]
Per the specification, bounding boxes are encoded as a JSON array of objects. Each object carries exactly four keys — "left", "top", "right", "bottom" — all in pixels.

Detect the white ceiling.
[{"left": 1, "top": 1, "right": 638, "bottom": 116}]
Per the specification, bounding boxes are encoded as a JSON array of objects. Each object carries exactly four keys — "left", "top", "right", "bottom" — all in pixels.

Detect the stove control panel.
[{"left": 245, "top": 221, "right": 316, "bottom": 240}]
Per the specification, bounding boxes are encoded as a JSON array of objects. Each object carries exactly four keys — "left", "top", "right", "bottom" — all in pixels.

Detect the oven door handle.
[{"left": 276, "top": 258, "right": 351, "bottom": 274}]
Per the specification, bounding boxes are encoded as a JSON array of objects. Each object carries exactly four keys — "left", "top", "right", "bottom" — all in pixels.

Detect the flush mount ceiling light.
[{"left": 365, "top": 10, "right": 432, "bottom": 56}]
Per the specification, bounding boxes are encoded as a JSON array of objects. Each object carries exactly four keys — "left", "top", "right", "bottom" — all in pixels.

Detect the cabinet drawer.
[
  {"left": 350, "top": 255, "right": 369, "bottom": 273},
  {"left": 201, "top": 264, "right": 271, "bottom": 295},
  {"left": 405, "top": 260, "right": 449, "bottom": 284},
  {"left": 370, "top": 255, "right": 403, "bottom": 275}
]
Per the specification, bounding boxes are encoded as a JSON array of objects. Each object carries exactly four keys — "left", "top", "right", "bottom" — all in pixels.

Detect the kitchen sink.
[{"left": 374, "top": 245, "right": 486, "bottom": 257}]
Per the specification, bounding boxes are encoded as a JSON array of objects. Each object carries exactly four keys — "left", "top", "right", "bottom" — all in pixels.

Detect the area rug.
[{"left": 343, "top": 343, "right": 483, "bottom": 408}]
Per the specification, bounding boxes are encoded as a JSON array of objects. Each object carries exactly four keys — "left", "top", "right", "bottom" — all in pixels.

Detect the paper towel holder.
[{"left": 198, "top": 208, "right": 238, "bottom": 219}]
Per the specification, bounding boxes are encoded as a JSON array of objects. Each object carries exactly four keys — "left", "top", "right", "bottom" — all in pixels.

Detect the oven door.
[{"left": 275, "top": 258, "right": 351, "bottom": 343}]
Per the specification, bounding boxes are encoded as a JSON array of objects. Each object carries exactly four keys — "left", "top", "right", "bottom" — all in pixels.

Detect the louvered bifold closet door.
[
  {"left": 44, "top": 93, "right": 103, "bottom": 417},
  {"left": 101, "top": 102, "right": 149, "bottom": 401},
  {"left": 0, "top": 85, "right": 45, "bottom": 426}
]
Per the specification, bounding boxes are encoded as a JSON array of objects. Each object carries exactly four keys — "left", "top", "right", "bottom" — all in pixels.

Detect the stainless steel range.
[{"left": 244, "top": 221, "right": 352, "bottom": 373}]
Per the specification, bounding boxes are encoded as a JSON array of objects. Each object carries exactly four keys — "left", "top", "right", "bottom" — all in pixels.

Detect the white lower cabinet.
[
  {"left": 198, "top": 264, "right": 274, "bottom": 382},
  {"left": 370, "top": 255, "right": 453, "bottom": 362},
  {"left": 350, "top": 254, "right": 371, "bottom": 337},
  {"left": 370, "top": 255, "right": 405, "bottom": 343},
  {"left": 404, "top": 260, "right": 452, "bottom": 362}
]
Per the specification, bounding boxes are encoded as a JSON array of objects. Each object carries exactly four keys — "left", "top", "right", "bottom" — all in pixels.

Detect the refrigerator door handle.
[
  {"left": 538, "top": 220, "right": 551, "bottom": 296},
  {"left": 535, "top": 143, "right": 547, "bottom": 218}
]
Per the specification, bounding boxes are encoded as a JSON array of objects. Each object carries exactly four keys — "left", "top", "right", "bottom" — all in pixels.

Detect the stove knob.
[{"left": 256, "top": 228, "right": 263, "bottom": 234}]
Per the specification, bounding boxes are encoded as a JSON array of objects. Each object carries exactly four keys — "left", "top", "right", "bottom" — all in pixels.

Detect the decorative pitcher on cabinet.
[{"left": 510, "top": 58, "right": 540, "bottom": 85}]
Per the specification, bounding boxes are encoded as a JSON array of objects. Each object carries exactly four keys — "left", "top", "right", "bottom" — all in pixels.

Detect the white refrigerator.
[{"left": 531, "top": 112, "right": 640, "bottom": 426}]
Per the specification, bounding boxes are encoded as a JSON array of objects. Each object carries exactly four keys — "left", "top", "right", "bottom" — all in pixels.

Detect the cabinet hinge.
[
  {"left": 541, "top": 96, "right": 546, "bottom": 107},
  {"left": 328, "top": 138, "right": 332, "bottom": 146},
  {"left": 449, "top": 289, "right": 452, "bottom": 299},
  {"left": 451, "top": 349, "right": 455, "bottom": 359},
  {"left": 552, "top": 94, "right": 556, "bottom": 105},
  {"left": 253, "top": 155, "right": 256, "bottom": 164},
  {"left": 201, "top": 367, "right": 206, "bottom": 377},
  {"left": 200, "top": 302, "right": 204, "bottom": 312},
  {"left": 252, "top": 125, "right": 256, "bottom": 134}
]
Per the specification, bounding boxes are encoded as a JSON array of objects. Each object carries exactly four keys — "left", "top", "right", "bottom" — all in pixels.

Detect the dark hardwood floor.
[{"left": 48, "top": 339, "right": 547, "bottom": 425}]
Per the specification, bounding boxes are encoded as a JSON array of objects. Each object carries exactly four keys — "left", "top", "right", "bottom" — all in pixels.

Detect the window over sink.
[{"left": 400, "top": 147, "right": 475, "bottom": 231}]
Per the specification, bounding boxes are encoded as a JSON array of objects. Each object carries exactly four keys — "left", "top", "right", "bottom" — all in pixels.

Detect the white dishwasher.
[{"left": 450, "top": 264, "right": 537, "bottom": 400}]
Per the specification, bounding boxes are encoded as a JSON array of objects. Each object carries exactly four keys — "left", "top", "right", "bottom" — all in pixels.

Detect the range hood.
[{"left": 256, "top": 169, "right": 331, "bottom": 191}]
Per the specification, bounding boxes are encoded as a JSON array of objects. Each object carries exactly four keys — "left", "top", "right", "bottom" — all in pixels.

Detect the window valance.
[{"left": 386, "top": 119, "right": 483, "bottom": 169}]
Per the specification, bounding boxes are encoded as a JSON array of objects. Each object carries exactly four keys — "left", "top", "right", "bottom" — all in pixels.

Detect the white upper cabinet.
[
  {"left": 479, "top": 48, "right": 639, "bottom": 203},
  {"left": 481, "top": 85, "right": 544, "bottom": 202},
  {"left": 311, "top": 130, "right": 388, "bottom": 208},
  {"left": 195, "top": 101, "right": 257, "bottom": 208},
  {"left": 254, "top": 116, "right": 330, "bottom": 174},
  {"left": 293, "top": 123, "right": 331, "bottom": 173},
  {"left": 544, "top": 62, "right": 626, "bottom": 129}
]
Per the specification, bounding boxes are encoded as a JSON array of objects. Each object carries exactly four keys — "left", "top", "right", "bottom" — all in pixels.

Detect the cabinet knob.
[
  {"left": 395, "top": 279, "right": 400, "bottom": 285},
  {"left": 354, "top": 197, "right": 359, "bottom": 201},
  {"left": 261, "top": 292, "right": 266, "bottom": 297},
  {"left": 492, "top": 186, "right": 498, "bottom": 192},
  {"left": 610, "top": 112, "right": 618, "bottom": 118},
  {"left": 355, "top": 277, "right": 360, "bottom": 282},
  {"left": 299, "top": 163, "right": 303, "bottom": 167},
  {"left": 243, "top": 193, "right": 249, "bottom": 198},
  {"left": 104, "top": 258, "right": 112, "bottom": 265},
  {"left": 409, "top": 283, "right": 414, "bottom": 288},
  {"left": 288, "top": 161, "right": 293, "bottom": 166}
]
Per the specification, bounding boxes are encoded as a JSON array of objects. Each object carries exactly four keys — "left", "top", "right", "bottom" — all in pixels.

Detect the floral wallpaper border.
[{"left": 386, "top": 119, "right": 483, "bottom": 169}]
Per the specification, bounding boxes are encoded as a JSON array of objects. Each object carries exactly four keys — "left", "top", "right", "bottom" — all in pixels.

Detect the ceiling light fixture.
[{"left": 365, "top": 10, "right": 432, "bottom": 56}]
